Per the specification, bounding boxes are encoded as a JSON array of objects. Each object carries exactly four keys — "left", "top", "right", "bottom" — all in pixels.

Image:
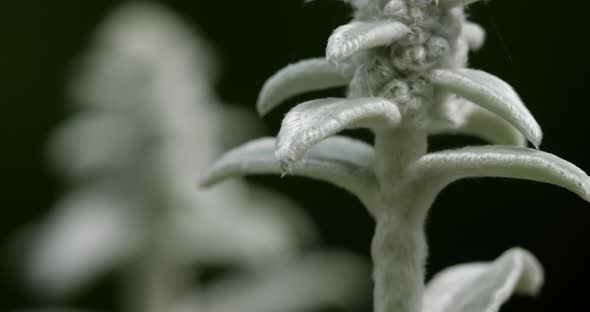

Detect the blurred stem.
[
  {"left": 123, "top": 209, "right": 186, "bottom": 312},
  {"left": 123, "top": 243, "right": 172, "bottom": 312}
]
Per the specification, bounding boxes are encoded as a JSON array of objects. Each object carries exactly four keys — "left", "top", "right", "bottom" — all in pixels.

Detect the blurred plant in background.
[
  {"left": 6, "top": 1, "right": 586, "bottom": 312},
  {"left": 14, "top": 2, "right": 369, "bottom": 312}
]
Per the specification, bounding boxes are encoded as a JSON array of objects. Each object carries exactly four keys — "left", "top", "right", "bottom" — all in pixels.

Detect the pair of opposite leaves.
[{"left": 200, "top": 0, "right": 589, "bottom": 311}]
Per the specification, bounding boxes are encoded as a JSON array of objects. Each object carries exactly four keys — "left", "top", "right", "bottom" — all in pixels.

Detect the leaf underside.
[
  {"left": 431, "top": 98, "right": 526, "bottom": 147},
  {"left": 256, "top": 58, "right": 353, "bottom": 116},
  {"left": 423, "top": 248, "right": 544, "bottom": 312},
  {"left": 412, "top": 145, "right": 590, "bottom": 201},
  {"left": 200, "top": 136, "right": 377, "bottom": 198},
  {"left": 430, "top": 68, "right": 542, "bottom": 147}
]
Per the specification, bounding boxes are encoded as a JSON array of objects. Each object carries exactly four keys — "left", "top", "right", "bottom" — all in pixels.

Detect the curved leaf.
[
  {"left": 27, "top": 190, "right": 141, "bottom": 298},
  {"left": 257, "top": 58, "right": 353, "bottom": 116},
  {"left": 439, "top": 0, "right": 486, "bottom": 10},
  {"left": 327, "top": 21, "right": 410, "bottom": 63},
  {"left": 200, "top": 136, "right": 377, "bottom": 198},
  {"left": 412, "top": 145, "right": 590, "bottom": 201},
  {"left": 276, "top": 97, "right": 400, "bottom": 171},
  {"left": 424, "top": 248, "right": 544, "bottom": 312},
  {"left": 430, "top": 68, "right": 542, "bottom": 147},
  {"left": 430, "top": 99, "right": 526, "bottom": 147}
]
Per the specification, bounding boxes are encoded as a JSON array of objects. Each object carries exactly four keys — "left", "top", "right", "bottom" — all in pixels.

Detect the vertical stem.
[
  {"left": 371, "top": 207, "right": 427, "bottom": 312},
  {"left": 124, "top": 204, "right": 187, "bottom": 312},
  {"left": 124, "top": 246, "right": 174, "bottom": 312},
  {"left": 371, "top": 127, "right": 430, "bottom": 312},
  {"left": 374, "top": 128, "right": 428, "bottom": 193}
]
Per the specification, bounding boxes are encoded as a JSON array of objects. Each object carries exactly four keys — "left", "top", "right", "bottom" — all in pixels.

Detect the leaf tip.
[
  {"left": 256, "top": 101, "right": 269, "bottom": 117},
  {"left": 518, "top": 119, "right": 542, "bottom": 149},
  {"left": 277, "top": 153, "right": 296, "bottom": 176},
  {"left": 325, "top": 50, "right": 344, "bottom": 65},
  {"left": 507, "top": 247, "right": 545, "bottom": 296},
  {"left": 197, "top": 171, "right": 215, "bottom": 189},
  {"left": 581, "top": 177, "right": 590, "bottom": 202},
  {"left": 256, "top": 89, "right": 272, "bottom": 117},
  {"left": 530, "top": 127, "right": 543, "bottom": 149}
]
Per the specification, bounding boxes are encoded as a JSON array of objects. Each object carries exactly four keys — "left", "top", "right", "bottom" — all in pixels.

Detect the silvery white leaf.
[
  {"left": 430, "top": 68, "right": 542, "bottom": 147},
  {"left": 431, "top": 98, "right": 526, "bottom": 146},
  {"left": 412, "top": 145, "right": 590, "bottom": 201},
  {"left": 200, "top": 136, "right": 377, "bottom": 198},
  {"left": 327, "top": 21, "right": 410, "bottom": 63},
  {"left": 200, "top": 251, "right": 370, "bottom": 312},
  {"left": 276, "top": 97, "right": 400, "bottom": 171},
  {"left": 257, "top": 58, "right": 353, "bottom": 115},
  {"left": 461, "top": 21, "right": 486, "bottom": 51},
  {"left": 423, "top": 248, "right": 544, "bottom": 312},
  {"left": 439, "top": 0, "right": 485, "bottom": 10},
  {"left": 27, "top": 190, "right": 142, "bottom": 298}
]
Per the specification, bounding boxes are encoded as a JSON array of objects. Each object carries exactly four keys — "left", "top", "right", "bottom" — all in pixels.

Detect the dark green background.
[{"left": 1, "top": 1, "right": 589, "bottom": 311}]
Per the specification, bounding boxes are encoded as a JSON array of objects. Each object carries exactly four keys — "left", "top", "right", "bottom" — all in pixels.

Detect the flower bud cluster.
[{"left": 349, "top": 0, "right": 465, "bottom": 126}]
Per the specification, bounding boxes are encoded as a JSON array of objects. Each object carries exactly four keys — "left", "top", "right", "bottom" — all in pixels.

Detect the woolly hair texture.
[
  {"left": 0, "top": 0, "right": 590, "bottom": 312},
  {"left": 201, "top": 1, "right": 590, "bottom": 312}
]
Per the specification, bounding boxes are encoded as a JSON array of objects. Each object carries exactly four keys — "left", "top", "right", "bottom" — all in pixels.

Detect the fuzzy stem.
[
  {"left": 374, "top": 128, "right": 427, "bottom": 192},
  {"left": 371, "top": 207, "right": 427, "bottom": 312},
  {"left": 371, "top": 128, "right": 429, "bottom": 312}
]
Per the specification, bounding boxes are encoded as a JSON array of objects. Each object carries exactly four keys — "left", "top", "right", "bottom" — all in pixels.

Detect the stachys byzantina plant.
[
  {"left": 21, "top": 3, "right": 368, "bottom": 312},
  {"left": 201, "top": 1, "right": 590, "bottom": 312}
]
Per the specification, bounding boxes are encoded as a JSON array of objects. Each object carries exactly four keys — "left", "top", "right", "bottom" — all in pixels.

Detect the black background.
[{"left": 1, "top": 1, "right": 590, "bottom": 311}]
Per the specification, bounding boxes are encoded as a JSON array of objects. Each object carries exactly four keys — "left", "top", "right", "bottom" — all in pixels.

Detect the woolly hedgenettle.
[
  {"left": 201, "top": 1, "right": 590, "bottom": 312},
  {"left": 23, "top": 3, "right": 369, "bottom": 312}
]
